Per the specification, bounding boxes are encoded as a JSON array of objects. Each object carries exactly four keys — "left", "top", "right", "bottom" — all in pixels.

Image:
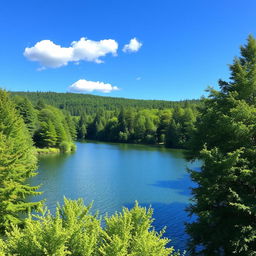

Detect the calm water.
[{"left": 30, "top": 141, "right": 200, "bottom": 252}]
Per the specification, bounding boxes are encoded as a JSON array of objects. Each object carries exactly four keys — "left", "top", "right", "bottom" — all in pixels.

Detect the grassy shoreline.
[{"left": 36, "top": 147, "right": 60, "bottom": 155}]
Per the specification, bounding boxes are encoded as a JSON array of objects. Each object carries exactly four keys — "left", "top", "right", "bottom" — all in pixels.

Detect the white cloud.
[
  {"left": 68, "top": 79, "right": 119, "bottom": 93},
  {"left": 24, "top": 38, "right": 118, "bottom": 68},
  {"left": 123, "top": 38, "right": 142, "bottom": 53}
]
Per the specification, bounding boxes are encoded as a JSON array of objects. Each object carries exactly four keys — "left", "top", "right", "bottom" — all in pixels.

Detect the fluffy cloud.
[
  {"left": 68, "top": 79, "right": 119, "bottom": 93},
  {"left": 24, "top": 38, "right": 118, "bottom": 68},
  {"left": 123, "top": 38, "right": 142, "bottom": 53}
]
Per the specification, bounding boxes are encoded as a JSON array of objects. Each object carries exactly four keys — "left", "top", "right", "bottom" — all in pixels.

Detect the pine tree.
[
  {"left": 65, "top": 114, "right": 77, "bottom": 140},
  {"left": 40, "top": 121, "right": 58, "bottom": 147},
  {"left": 13, "top": 96, "right": 37, "bottom": 135},
  {"left": 0, "top": 90, "right": 41, "bottom": 233},
  {"left": 187, "top": 35, "right": 256, "bottom": 255},
  {"left": 36, "top": 99, "right": 46, "bottom": 110},
  {"left": 77, "top": 113, "right": 87, "bottom": 140}
]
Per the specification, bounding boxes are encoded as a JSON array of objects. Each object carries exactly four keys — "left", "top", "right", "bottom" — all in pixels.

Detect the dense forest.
[
  {"left": 10, "top": 91, "right": 200, "bottom": 115},
  {"left": 0, "top": 35, "right": 256, "bottom": 255},
  {"left": 10, "top": 95, "right": 76, "bottom": 153},
  {"left": 11, "top": 92, "right": 200, "bottom": 148}
]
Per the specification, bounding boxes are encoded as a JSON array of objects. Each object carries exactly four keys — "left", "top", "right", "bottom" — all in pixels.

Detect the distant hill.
[{"left": 11, "top": 91, "right": 201, "bottom": 116}]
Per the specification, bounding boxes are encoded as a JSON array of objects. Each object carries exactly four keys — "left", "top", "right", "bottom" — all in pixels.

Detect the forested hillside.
[
  {"left": 11, "top": 91, "right": 200, "bottom": 115},
  {"left": 11, "top": 92, "right": 201, "bottom": 148}
]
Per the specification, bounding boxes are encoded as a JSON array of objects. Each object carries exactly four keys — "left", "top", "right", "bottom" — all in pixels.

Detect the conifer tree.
[
  {"left": 13, "top": 96, "right": 37, "bottom": 135},
  {"left": 36, "top": 99, "right": 46, "bottom": 110},
  {"left": 187, "top": 35, "right": 256, "bottom": 255},
  {"left": 77, "top": 113, "right": 87, "bottom": 140},
  {"left": 65, "top": 114, "right": 77, "bottom": 140},
  {"left": 0, "top": 90, "right": 41, "bottom": 233},
  {"left": 35, "top": 121, "right": 57, "bottom": 148}
]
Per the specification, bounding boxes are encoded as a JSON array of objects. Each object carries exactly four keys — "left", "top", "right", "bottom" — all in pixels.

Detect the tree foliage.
[
  {"left": 13, "top": 96, "right": 38, "bottom": 135},
  {"left": 0, "top": 198, "right": 182, "bottom": 256},
  {"left": 11, "top": 96, "right": 77, "bottom": 153},
  {"left": 11, "top": 91, "right": 199, "bottom": 149},
  {"left": 187, "top": 35, "right": 256, "bottom": 255},
  {"left": 0, "top": 90, "right": 41, "bottom": 233},
  {"left": 11, "top": 91, "right": 200, "bottom": 116}
]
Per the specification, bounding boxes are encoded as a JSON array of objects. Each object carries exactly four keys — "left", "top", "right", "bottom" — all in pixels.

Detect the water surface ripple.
[{"left": 30, "top": 141, "right": 200, "bottom": 252}]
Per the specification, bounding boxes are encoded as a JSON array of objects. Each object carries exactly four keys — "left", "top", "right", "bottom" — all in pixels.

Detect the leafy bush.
[
  {"left": 36, "top": 147, "right": 60, "bottom": 154},
  {"left": 59, "top": 141, "right": 70, "bottom": 152},
  {"left": 0, "top": 198, "right": 182, "bottom": 256},
  {"left": 59, "top": 141, "right": 76, "bottom": 153},
  {"left": 70, "top": 143, "right": 77, "bottom": 152}
]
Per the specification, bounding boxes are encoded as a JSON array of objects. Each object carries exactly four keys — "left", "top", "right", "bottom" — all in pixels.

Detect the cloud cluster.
[
  {"left": 69, "top": 79, "right": 119, "bottom": 93},
  {"left": 123, "top": 38, "right": 142, "bottom": 53},
  {"left": 24, "top": 37, "right": 142, "bottom": 94},
  {"left": 24, "top": 37, "right": 143, "bottom": 68},
  {"left": 24, "top": 38, "right": 118, "bottom": 68}
]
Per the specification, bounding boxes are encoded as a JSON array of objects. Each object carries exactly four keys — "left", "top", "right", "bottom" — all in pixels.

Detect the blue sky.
[{"left": 1, "top": 0, "right": 256, "bottom": 100}]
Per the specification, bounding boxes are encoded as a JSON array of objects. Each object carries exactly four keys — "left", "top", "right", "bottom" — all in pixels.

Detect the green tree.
[
  {"left": 118, "top": 108, "right": 128, "bottom": 134},
  {"left": 165, "top": 120, "right": 181, "bottom": 148},
  {"left": 187, "top": 35, "right": 256, "bottom": 255},
  {"left": 65, "top": 113, "right": 77, "bottom": 140},
  {"left": 104, "top": 117, "right": 119, "bottom": 142},
  {"left": 0, "top": 90, "right": 41, "bottom": 233},
  {"left": 36, "top": 99, "right": 46, "bottom": 110},
  {"left": 34, "top": 105, "right": 75, "bottom": 151},
  {"left": 13, "top": 96, "right": 37, "bottom": 135},
  {"left": 166, "top": 108, "right": 196, "bottom": 148},
  {"left": 77, "top": 113, "right": 87, "bottom": 140},
  {"left": 34, "top": 121, "right": 57, "bottom": 148},
  {"left": 156, "top": 110, "right": 172, "bottom": 143}
]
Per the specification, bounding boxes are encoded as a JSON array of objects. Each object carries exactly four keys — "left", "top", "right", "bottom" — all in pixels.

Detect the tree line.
[
  {"left": 11, "top": 91, "right": 200, "bottom": 116},
  {"left": 11, "top": 92, "right": 199, "bottom": 149},
  {"left": 77, "top": 107, "right": 197, "bottom": 148}
]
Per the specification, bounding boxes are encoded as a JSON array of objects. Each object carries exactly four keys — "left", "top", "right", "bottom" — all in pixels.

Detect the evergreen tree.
[
  {"left": 55, "top": 121, "right": 68, "bottom": 146},
  {"left": 77, "top": 113, "right": 87, "bottom": 140},
  {"left": 13, "top": 96, "right": 37, "bottom": 135},
  {"left": 156, "top": 110, "right": 172, "bottom": 143},
  {"left": 165, "top": 120, "right": 181, "bottom": 148},
  {"left": 187, "top": 35, "right": 256, "bottom": 255},
  {"left": 36, "top": 99, "right": 46, "bottom": 110},
  {"left": 118, "top": 108, "right": 128, "bottom": 134},
  {"left": 103, "top": 117, "right": 119, "bottom": 142},
  {"left": 34, "top": 105, "right": 75, "bottom": 151},
  {"left": 65, "top": 114, "right": 77, "bottom": 140},
  {"left": 0, "top": 90, "right": 41, "bottom": 233},
  {"left": 34, "top": 121, "right": 57, "bottom": 148}
]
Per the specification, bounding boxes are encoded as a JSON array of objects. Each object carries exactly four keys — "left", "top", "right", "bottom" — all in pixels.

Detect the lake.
[{"left": 29, "top": 141, "right": 200, "bottom": 252}]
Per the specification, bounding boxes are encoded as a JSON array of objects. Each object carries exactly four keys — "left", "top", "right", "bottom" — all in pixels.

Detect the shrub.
[{"left": 0, "top": 198, "right": 182, "bottom": 256}]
